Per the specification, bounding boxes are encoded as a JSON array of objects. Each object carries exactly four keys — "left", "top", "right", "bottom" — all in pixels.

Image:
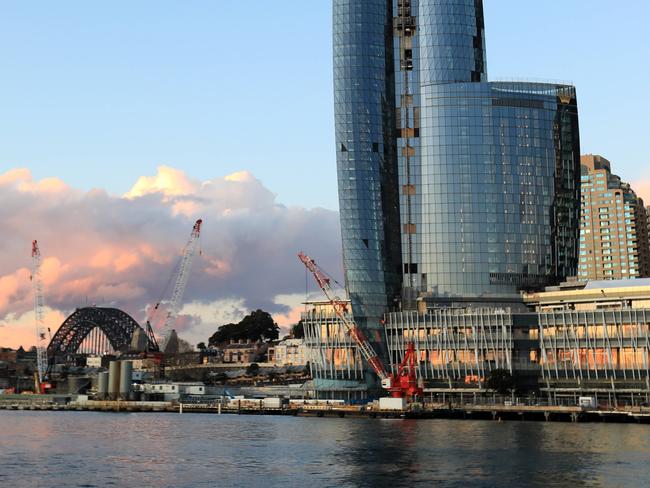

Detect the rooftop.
[{"left": 584, "top": 278, "right": 650, "bottom": 290}]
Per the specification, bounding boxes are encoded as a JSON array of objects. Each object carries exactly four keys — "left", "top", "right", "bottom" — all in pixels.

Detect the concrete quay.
[{"left": 2, "top": 398, "right": 650, "bottom": 423}]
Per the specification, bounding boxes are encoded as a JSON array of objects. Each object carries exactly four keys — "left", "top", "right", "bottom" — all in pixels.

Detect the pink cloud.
[
  {"left": 273, "top": 305, "right": 303, "bottom": 335},
  {"left": 0, "top": 166, "right": 342, "bottom": 349},
  {"left": 0, "top": 308, "right": 66, "bottom": 350},
  {"left": 0, "top": 268, "right": 31, "bottom": 311}
]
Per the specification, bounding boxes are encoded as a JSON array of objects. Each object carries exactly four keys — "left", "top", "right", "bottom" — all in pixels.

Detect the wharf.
[
  {"left": 293, "top": 403, "right": 650, "bottom": 423},
  {"left": 2, "top": 399, "right": 650, "bottom": 423}
]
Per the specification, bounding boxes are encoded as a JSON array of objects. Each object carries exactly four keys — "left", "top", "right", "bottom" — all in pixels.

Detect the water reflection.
[{"left": 0, "top": 413, "right": 649, "bottom": 487}]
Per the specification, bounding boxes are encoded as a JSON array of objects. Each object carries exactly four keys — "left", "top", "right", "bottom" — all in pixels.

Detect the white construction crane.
[
  {"left": 156, "top": 219, "right": 203, "bottom": 352},
  {"left": 31, "top": 240, "right": 50, "bottom": 392}
]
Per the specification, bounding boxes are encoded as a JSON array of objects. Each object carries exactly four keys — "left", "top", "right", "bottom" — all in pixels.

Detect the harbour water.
[{"left": 1, "top": 412, "right": 649, "bottom": 487}]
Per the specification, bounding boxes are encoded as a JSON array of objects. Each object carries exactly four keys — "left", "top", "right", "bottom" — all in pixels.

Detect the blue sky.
[{"left": 1, "top": 1, "right": 648, "bottom": 210}]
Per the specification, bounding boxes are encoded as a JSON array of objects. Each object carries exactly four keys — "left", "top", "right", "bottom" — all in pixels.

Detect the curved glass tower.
[
  {"left": 333, "top": 0, "right": 402, "bottom": 336},
  {"left": 415, "top": 0, "right": 487, "bottom": 84},
  {"left": 332, "top": 0, "right": 581, "bottom": 391},
  {"left": 412, "top": 81, "right": 580, "bottom": 302}
]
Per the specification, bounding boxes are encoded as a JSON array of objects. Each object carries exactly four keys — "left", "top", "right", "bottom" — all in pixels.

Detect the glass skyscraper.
[
  {"left": 334, "top": 0, "right": 581, "bottom": 320},
  {"left": 323, "top": 0, "right": 582, "bottom": 396},
  {"left": 333, "top": 1, "right": 402, "bottom": 357}
]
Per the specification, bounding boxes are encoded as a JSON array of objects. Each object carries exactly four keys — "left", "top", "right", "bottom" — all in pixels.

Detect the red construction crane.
[{"left": 298, "top": 252, "right": 422, "bottom": 399}]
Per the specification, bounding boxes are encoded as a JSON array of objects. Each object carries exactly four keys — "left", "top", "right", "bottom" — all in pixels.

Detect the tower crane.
[
  {"left": 31, "top": 240, "right": 51, "bottom": 393},
  {"left": 149, "top": 219, "right": 203, "bottom": 352},
  {"left": 298, "top": 252, "right": 422, "bottom": 399}
]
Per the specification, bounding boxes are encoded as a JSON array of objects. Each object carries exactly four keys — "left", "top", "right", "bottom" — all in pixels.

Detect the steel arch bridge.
[{"left": 48, "top": 307, "right": 158, "bottom": 359}]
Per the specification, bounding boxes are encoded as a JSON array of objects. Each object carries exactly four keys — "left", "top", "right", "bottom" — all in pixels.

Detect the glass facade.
[
  {"left": 538, "top": 309, "right": 650, "bottom": 382},
  {"left": 395, "top": 0, "right": 487, "bottom": 302},
  {"left": 333, "top": 0, "right": 402, "bottom": 333},
  {"left": 405, "top": 82, "right": 581, "bottom": 300},
  {"left": 335, "top": 0, "right": 581, "bottom": 314},
  {"left": 414, "top": 0, "right": 487, "bottom": 85},
  {"left": 385, "top": 309, "right": 518, "bottom": 385}
]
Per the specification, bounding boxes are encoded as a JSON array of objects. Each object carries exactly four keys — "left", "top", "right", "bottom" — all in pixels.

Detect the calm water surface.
[{"left": 1, "top": 411, "right": 649, "bottom": 487}]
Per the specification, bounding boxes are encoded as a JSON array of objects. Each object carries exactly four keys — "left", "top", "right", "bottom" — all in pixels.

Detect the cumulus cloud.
[{"left": 0, "top": 167, "right": 342, "bottom": 349}]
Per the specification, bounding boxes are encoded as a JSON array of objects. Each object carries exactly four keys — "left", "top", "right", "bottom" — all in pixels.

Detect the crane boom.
[
  {"left": 298, "top": 252, "right": 389, "bottom": 380},
  {"left": 31, "top": 240, "right": 49, "bottom": 386},
  {"left": 298, "top": 251, "right": 423, "bottom": 399},
  {"left": 159, "top": 219, "right": 203, "bottom": 350}
]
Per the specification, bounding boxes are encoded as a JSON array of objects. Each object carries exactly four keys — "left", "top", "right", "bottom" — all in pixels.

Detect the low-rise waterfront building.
[
  {"left": 201, "top": 348, "right": 225, "bottom": 364},
  {"left": 384, "top": 308, "right": 539, "bottom": 392},
  {"left": 222, "top": 340, "right": 268, "bottom": 364},
  {"left": 524, "top": 279, "right": 650, "bottom": 403},
  {"left": 85, "top": 356, "right": 102, "bottom": 368},
  {"left": 304, "top": 281, "right": 650, "bottom": 404},
  {"left": 141, "top": 381, "right": 206, "bottom": 402},
  {"left": 0, "top": 348, "right": 18, "bottom": 364},
  {"left": 523, "top": 278, "right": 650, "bottom": 311},
  {"left": 271, "top": 339, "right": 309, "bottom": 367}
]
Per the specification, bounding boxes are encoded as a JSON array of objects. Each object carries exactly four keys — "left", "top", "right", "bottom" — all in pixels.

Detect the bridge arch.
[{"left": 48, "top": 307, "right": 158, "bottom": 358}]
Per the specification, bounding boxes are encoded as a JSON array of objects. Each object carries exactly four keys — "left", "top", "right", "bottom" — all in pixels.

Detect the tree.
[
  {"left": 197, "top": 342, "right": 206, "bottom": 351},
  {"left": 208, "top": 310, "right": 280, "bottom": 346},
  {"left": 239, "top": 310, "right": 280, "bottom": 342},
  {"left": 486, "top": 368, "right": 516, "bottom": 395},
  {"left": 291, "top": 320, "right": 305, "bottom": 339},
  {"left": 208, "top": 322, "right": 240, "bottom": 346}
]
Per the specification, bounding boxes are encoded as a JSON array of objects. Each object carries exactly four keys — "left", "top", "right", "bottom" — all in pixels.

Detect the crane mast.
[
  {"left": 31, "top": 240, "right": 49, "bottom": 389},
  {"left": 158, "top": 219, "right": 203, "bottom": 351}
]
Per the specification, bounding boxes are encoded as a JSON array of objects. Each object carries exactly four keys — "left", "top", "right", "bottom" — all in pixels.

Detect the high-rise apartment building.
[
  {"left": 578, "top": 155, "right": 650, "bottom": 280},
  {"left": 641, "top": 205, "right": 650, "bottom": 274},
  {"left": 646, "top": 205, "right": 650, "bottom": 267}
]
